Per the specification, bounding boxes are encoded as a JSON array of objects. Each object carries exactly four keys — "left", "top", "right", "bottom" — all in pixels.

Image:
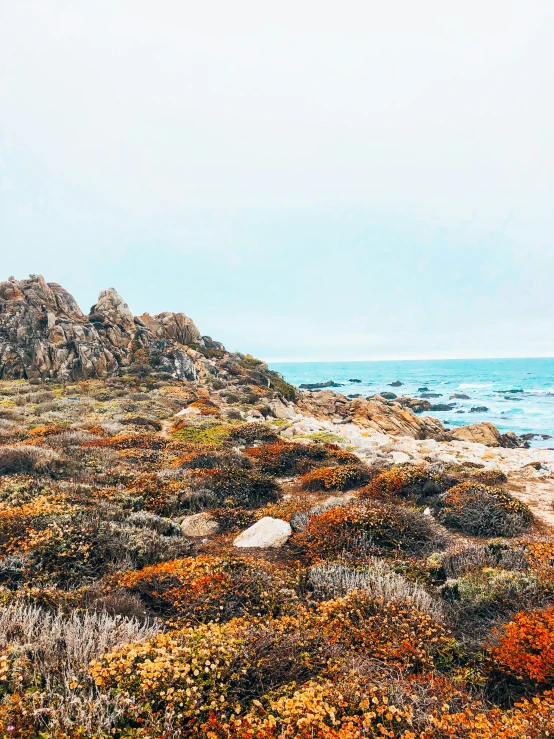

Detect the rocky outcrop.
[
  {"left": 0, "top": 275, "right": 204, "bottom": 381},
  {"left": 396, "top": 397, "right": 433, "bottom": 413},
  {"left": 298, "top": 390, "right": 449, "bottom": 440},
  {"left": 139, "top": 311, "right": 201, "bottom": 347},
  {"left": 447, "top": 422, "right": 501, "bottom": 446}
]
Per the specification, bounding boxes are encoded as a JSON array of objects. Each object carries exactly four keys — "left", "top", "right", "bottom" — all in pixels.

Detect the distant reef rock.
[{"left": 299, "top": 380, "right": 344, "bottom": 390}]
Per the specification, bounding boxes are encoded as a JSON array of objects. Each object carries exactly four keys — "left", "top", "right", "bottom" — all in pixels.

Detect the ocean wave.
[{"left": 457, "top": 383, "right": 493, "bottom": 389}]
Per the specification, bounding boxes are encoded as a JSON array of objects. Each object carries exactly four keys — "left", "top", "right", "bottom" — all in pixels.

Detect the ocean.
[{"left": 269, "top": 358, "right": 554, "bottom": 448}]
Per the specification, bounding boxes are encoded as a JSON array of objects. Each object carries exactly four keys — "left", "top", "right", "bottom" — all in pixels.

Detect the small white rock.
[
  {"left": 423, "top": 507, "right": 432, "bottom": 516},
  {"left": 391, "top": 451, "right": 411, "bottom": 464},
  {"left": 233, "top": 517, "right": 292, "bottom": 548}
]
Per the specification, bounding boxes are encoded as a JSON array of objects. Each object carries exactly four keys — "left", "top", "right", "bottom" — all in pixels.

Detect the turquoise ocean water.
[{"left": 269, "top": 358, "right": 554, "bottom": 448}]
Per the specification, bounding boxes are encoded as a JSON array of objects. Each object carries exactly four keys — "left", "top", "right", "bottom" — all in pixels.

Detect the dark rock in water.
[
  {"left": 299, "top": 380, "right": 344, "bottom": 390},
  {"left": 347, "top": 393, "right": 361, "bottom": 399},
  {"left": 450, "top": 393, "right": 470, "bottom": 400},
  {"left": 396, "top": 397, "right": 432, "bottom": 412},
  {"left": 521, "top": 433, "right": 552, "bottom": 442},
  {"left": 500, "top": 431, "right": 529, "bottom": 449},
  {"left": 504, "top": 396, "right": 523, "bottom": 401},
  {"left": 495, "top": 388, "right": 524, "bottom": 394},
  {"left": 389, "top": 380, "right": 403, "bottom": 387},
  {"left": 349, "top": 378, "right": 362, "bottom": 383},
  {"left": 380, "top": 391, "right": 398, "bottom": 400},
  {"left": 430, "top": 403, "right": 456, "bottom": 412},
  {"left": 420, "top": 392, "right": 442, "bottom": 398},
  {"left": 455, "top": 410, "right": 465, "bottom": 414},
  {"left": 417, "top": 387, "right": 430, "bottom": 392},
  {"left": 470, "top": 406, "right": 489, "bottom": 413}
]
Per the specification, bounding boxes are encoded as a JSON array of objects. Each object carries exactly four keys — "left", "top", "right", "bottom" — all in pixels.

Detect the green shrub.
[
  {"left": 438, "top": 482, "right": 533, "bottom": 536},
  {"left": 228, "top": 422, "right": 280, "bottom": 444},
  {"left": 190, "top": 467, "right": 280, "bottom": 509}
]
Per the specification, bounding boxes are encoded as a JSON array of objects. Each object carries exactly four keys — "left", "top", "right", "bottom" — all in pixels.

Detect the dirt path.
[{"left": 508, "top": 474, "right": 554, "bottom": 530}]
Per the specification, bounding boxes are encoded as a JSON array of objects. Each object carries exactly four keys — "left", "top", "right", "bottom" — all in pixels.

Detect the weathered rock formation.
[
  {"left": 447, "top": 422, "right": 527, "bottom": 449},
  {"left": 298, "top": 391, "right": 526, "bottom": 447},
  {"left": 298, "top": 389, "right": 449, "bottom": 440},
  {"left": 447, "top": 421, "right": 502, "bottom": 446},
  {"left": 0, "top": 275, "right": 204, "bottom": 381}
]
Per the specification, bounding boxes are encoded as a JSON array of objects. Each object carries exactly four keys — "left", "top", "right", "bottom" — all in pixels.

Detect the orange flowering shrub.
[
  {"left": 188, "top": 398, "right": 221, "bottom": 416},
  {"left": 205, "top": 675, "right": 417, "bottom": 739},
  {"left": 82, "top": 432, "right": 169, "bottom": 450},
  {"left": 360, "top": 466, "right": 447, "bottom": 502},
  {"left": 245, "top": 441, "right": 327, "bottom": 475},
  {"left": 0, "top": 692, "right": 40, "bottom": 739},
  {"left": 429, "top": 689, "right": 554, "bottom": 738},
  {"left": 0, "top": 494, "right": 75, "bottom": 552},
  {"left": 438, "top": 482, "right": 533, "bottom": 536},
  {"left": 296, "top": 501, "right": 445, "bottom": 561},
  {"left": 116, "top": 555, "right": 297, "bottom": 620},
  {"left": 300, "top": 464, "right": 370, "bottom": 492},
  {"left": 522, "top": 540, "right": 554, "bottom": 589},
  {"left": 315, "top": 592, "right": 450, "bottom": 672},
  {"left": 127, "top": 472, "right": 188, "bottom": 514},
  {"left": 84, "top": 424, "right": 107, "bottom": 437},
  {"left": 172, "top": 446, "right": 243, "bottom": 469},
  {"left": 246, "top": 441, "right": 361, "bottom": 477},
  {"left": 23, "top": 423, "right": 66, "bottom": 441},
  {"left": 490, "top": 606, "right": 554, "bottom": 685}
]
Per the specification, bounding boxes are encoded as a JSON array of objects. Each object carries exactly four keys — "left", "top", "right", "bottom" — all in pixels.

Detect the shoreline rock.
[{"left": 299, "top": 380, "right": 344, "bottom": 390}]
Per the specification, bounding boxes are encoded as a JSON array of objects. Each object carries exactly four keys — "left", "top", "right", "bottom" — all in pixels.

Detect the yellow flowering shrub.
[
  {"left": 90, "top": 621, "right": 245, "bottom": 732},
  {"left": 205, "top": 676, "right": 417, "bottom": 739}
]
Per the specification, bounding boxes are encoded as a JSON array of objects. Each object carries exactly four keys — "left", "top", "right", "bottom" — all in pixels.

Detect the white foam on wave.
[{"left": 457, "top": 383, "right": 493, "bottom": 389}]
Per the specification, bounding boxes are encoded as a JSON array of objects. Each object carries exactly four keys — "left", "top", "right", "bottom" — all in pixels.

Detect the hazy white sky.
[{"left": 1, "top": 1, "right": 554, "bottom": 360}]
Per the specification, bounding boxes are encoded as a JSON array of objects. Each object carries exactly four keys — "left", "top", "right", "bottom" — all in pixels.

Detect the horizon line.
[{"left": 264, "top": 354, "right": 554, "bottom": 364}]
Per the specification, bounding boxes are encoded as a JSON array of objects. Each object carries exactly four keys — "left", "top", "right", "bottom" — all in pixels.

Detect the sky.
[{"left": 1, "top": 1, "right": 554, "bottom": 362}]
